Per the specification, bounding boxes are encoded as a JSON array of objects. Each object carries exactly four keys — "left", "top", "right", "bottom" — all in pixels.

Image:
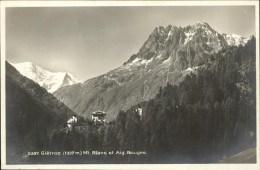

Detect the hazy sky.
[{"left": 6, "top": 6, "right": 255, "bottom": 81}]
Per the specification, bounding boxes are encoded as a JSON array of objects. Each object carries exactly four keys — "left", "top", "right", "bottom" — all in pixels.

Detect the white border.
[
  {"left": 0, "top": 1, "right": 259, "bottom": 6},
  {"left": 1, "top": 1, "right": 259, "bottom": 170}
]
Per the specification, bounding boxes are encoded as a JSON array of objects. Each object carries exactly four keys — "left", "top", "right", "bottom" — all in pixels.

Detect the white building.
[
  {"left": 135, "top": 108, "right": 143, "bottom": 117},
  {"left": 67, "top": 116, "right": 77, "bottom": 128},
  {"left": 92, "top": 111, "right": 106, "bottom": 124}
]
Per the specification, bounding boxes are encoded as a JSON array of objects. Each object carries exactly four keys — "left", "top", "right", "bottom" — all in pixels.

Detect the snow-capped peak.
[
  {"left": 183, "top": 22, "right": 219, "bottom": 45},
  {"left": 11, "top": 62, "right": 78, "bottom": 93},
  {"left": 223, "top": 33, "right": 249, "bottom": 46}
]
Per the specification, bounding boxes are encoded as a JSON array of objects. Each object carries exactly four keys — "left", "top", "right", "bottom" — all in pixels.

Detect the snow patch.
[
  {"left": 184, "top": 31, "right": 195, "bottom": 44},
  {"left": 185, "top": 66, "right": 199, "bottom": 72},
  {"left": 141, "top": 58, "right": 153, "bottom": 65},
  {"left": 163, "top": 57, "right": 171, "bottom": 64},
  {"left": 156, "top": 54, "right": 162, "bottom": 59},
  {"left": 166, "top": 29, "right": 173, "bottom": 41},
  {"left": 204, "top": 27, "right": 213, "bottom": 35},
  {"left": 132, "top": 58, "right": 140, "bottom": 63}
]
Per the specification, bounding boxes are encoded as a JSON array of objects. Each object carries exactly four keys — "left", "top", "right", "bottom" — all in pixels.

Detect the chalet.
[
  {"left": 135, "top": 108, "right": 143, "bottom": 117},
  {"left": 67, "top": 116, "right": 77, "bottom": 128},
  {"left": 92, "top": 110, "right": 106, "bottom": 124}
]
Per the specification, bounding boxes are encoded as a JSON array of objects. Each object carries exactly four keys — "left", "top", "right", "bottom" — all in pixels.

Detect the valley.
[{"left": 5, "top": 22, "right": 256, "bottom": 164}]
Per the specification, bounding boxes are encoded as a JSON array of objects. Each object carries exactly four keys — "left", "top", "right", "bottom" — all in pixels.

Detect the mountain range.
[
  {"left": 11, "top": 62, "right": 78, "bottom": 93},
  {"left": 5, "top": 21, "right": 256, "bottom": 164},
  {"left": 52, "top": 22, "right": 252, "bottom": 120}
]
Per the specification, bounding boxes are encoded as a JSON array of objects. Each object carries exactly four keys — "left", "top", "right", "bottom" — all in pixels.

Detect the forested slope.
[{"left": 49, "top": 37, "right": 256, "bottom": 163}]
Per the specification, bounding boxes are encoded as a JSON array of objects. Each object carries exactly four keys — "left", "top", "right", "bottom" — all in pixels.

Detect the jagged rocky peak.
[
  {"left": 183, "top": 22, "right": 228, "bottom": 50},
  {"left": 151, "top": 22, "right": 218, "bottom": 41},
  {"left": 185, "top": 22, "right": 218, "bottom": 37},
  {"left": 124, "top": 21, "right": 252, "bottom": 68},
  {"left": 194, "top": 21, "right": 211, "bottom": 28},
  {"left": 153, "top": 24, "right": 178, "bottom": 36},
  {"left": 124, "top": 25, "right": 180, "bottom": 65},
  {"left": 191, "top": 21, "right": 217, "bottom": 32},
  {"left": 124, "top": 22, "right": 227, "bottom": 66}
]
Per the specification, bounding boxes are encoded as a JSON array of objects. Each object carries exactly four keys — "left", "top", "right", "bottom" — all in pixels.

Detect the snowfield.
[{"left": 11, "top": 62, "right": 77, "bottom": 93}]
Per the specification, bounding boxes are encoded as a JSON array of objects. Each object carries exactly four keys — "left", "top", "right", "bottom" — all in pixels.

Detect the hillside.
[
  {"left": 6, "top": 62, "right": 76, "bottom": 164},
  {"left": 50, "top": 37, "right": 256, "bottom": 163}
]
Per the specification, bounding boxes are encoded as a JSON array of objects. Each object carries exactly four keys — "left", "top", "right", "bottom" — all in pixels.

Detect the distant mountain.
[
  {"left": 11, "top": 62, "right": 77, "bottom": 93},
  {"left": 6, "top": 61, "right": 76, "bottom": 164},
  {"left": 54, "top": 22, "right": 252, "bottom": 120},
  {"left": 223, "top": 33, "right": 249, "bottom": 46}
]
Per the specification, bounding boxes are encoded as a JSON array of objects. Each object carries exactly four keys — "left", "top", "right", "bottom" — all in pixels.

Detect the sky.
[{"left": 6, "top": 6, "right": 255, "bottom": 81}]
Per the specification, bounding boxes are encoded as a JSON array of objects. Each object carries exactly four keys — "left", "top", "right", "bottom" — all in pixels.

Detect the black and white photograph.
[{"left": 1, "top": 1, "right": 259, "bottom": 169}]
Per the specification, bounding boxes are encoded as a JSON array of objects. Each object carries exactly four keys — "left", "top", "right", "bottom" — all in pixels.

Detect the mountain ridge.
[
  {"left": 53, "top": 22, "right": 252, "bottom": 120},
  {"left": 50, "top": 37, "right": 256, "bottom": 163}
]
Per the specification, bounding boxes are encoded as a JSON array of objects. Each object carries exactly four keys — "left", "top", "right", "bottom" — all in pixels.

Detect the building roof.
[{"left": 92, "top": 110, "right": 106, "bottom": 116}]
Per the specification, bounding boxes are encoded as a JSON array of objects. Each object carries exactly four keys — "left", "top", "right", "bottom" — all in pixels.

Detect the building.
[
  {"left": 67, "top": 116, "right": 77, "bottom": 128},
  {"left": 135, "top": 107, "right": 143, "bottom": 117},
  {"left": 92, "top": 111, "right": 106, "bottom": 124}
]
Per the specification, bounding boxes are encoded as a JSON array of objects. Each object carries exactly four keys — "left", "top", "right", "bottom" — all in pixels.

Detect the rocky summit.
[{"left": 54, "top": 22, "right": 251, "bottom": 120}]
